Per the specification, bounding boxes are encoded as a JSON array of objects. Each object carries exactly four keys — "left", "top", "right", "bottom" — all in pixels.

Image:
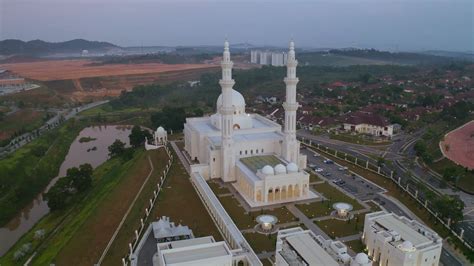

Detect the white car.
[
  {"left": 314, "top": 168, "right": 324, "bottom": 172},
  {"left": 313, "top": 152, "right": 320, "bottom": 157}
]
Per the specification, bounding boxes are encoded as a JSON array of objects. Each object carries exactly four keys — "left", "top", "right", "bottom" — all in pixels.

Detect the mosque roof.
[{"left": 216, "top": 89, "right": 246, "bottom": 109}]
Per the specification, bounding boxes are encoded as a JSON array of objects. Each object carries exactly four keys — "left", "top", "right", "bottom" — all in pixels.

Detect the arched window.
[{"left": 245, "top": 150, "right": 248, "bottom": 155}]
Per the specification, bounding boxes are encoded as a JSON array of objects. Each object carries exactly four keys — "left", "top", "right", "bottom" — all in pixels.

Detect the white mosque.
[{"left": 184, "top": 40, "right": 317, "bottom": 207}]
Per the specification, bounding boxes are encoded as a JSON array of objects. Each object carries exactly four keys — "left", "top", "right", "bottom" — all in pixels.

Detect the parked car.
[
  {"left": 338, "top": 166, "right": 348, "bottom": 171},
  {"left": 322, "top": 172, "right": 332, "bottom": 177},
  {"left": 313, "top": 152, "right": 320, "bottom": 157},
  {"left": 314, "top": 168, "right": 324, "bottom": 172},
  {"left": 323, "top": 159, "right": 334, "bottom": 164},
  {"left": 308, "top": 163, "right": 316, "bottom": 169}
]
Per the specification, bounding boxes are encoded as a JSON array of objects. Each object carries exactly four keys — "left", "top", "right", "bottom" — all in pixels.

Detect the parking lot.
[{"left": 303, "top": 148, "right": 384, "bottom": 201}]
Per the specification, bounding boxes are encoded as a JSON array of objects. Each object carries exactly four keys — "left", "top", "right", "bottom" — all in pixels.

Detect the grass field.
[
  {"left": 207, "top": 180, "right": 231, "bottom": 195},
  {"left": 296, "top": 182, "right": 363, "bottom": 219},
  {"left": 218, "top": 196, "right": 297, "bottom": 229},
  {"left": 147, "top": 148, "right": 223, "bottom": 242},
  {"left": 54, "top": 149, "right": 167, "bottom": 265},
  {"left": 29, "top": 149, "right": 154, "bottom": 265},
  {"left": 316, "top": 213, "right": 365, "bottom": 238},
  {"left": 344, "top": 239, "right": 365, "bottom": 253},
  {"left": 243, "top": 232, "right": 277, "bottom": 253},
  {"left": 430, "top": 158, "right": 474, "bottom": 194},
  {"left": 330, "top": 133, "right": 391, "bottom": 146},
  {"left": 240, "top": 155, "right": 283, "bottom": 172},
  {"left": 0, "top": 109, "right": 47, "bottom": 141}
]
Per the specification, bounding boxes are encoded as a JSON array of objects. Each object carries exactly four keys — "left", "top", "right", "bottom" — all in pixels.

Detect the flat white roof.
[
  {"left": 162, "top": 243, "right": 230, "bottom": 264},
  {"left": 286, "top": 233, "right": 339, "bottom": 266},
  {"left": 375, "top": 215, "right": 430, "bottom": 246},
  {"left": 170, "top": 236, "right": 214, "bottom": 249},
  {"left": 187, "top": 114, "right": 280, "bottom": 136}
]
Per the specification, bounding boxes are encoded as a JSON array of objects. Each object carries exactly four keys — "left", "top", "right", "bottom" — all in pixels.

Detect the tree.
[
  {"left": 433, "top": 196, "right": 464, "bottom": 224},
  {"left": 108, "top": 139, "right": 126, "bottom": 157},
  {"left": 150, "top": 107, "right": 186, "bottom": 131},
  {"left": 68, "top": 163, "right": 93, "bottom": 192},
  {"left": 377, "top": 157, "right": 386, "bottom": 167},
  {"left": 129, "top": 125, "right": 146, "bottom": 148},
  {"left": 44, "top": 177, "right": 71, "bottom": 210}
]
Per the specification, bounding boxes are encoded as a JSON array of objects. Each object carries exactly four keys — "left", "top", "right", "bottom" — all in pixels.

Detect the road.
[
  {"left": 302, "top": 147, "right": 464, "bottom": 266},
  {"left": 0, "top": 100, "right": 109, "bottom": 157}
]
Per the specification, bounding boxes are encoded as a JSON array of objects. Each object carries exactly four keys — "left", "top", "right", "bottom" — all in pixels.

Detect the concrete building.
[
  {"left": 362, "top": 211, "right": 443, "bottom": 266},
  {"left": 275, "top": 227, "right": 370, "bottom": 266},
  {"left": 250, "top": 50, "right": 259, "bottom": 64},
  {"left": 184, "top": 41, "right": 316, "bottom": 207},
  {"left": 259, "top": 51, "right": 272, "bottom": 65},
  {"left": 155, "top": 236, "right": 233, "bottom": 266},
  {"left": 250, "top": 50, "right": 287, "bottom": 66},
  {"left": 342, "top": 111, "right": 394, "bottom": 137}
]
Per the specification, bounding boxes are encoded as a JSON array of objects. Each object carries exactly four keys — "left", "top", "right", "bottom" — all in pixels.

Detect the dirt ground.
[
  {"left": 0, "top": 59, "right": 217, "bottom": 81},
  {"left": 440, "top": 120, "right": 474, "bottom": 170}
]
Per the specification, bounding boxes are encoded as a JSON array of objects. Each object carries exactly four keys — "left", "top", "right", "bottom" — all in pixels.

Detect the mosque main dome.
[{"left": 216, "top": 89, "right": 246, "bottom": 114}]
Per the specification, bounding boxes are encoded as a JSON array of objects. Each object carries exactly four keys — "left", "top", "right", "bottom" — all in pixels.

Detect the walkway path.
[
  {"left": 338, "top": 233, "right": 362, "bottom": 242},
  {"left": 286, "top": 204, "right": 330, "bottom": 239}
]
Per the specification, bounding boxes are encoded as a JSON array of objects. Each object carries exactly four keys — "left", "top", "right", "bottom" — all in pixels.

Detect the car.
[
  {"left": 313, "top": 152, "right": 320, "bottom": 157},
  {"left": 323, "top": 159, "right": 334, "bottom": 164},
  {"left": 308, "top": 163, "right": 316, "bottom": 169},
  {"left": 338, "top": 166, "right": 348, "bottom": 171},
  {"left": 322, "top": 172, "right": 332, "bottom": 177},
  {"left": 314, "top": 168, "right": 324, "bottom": 172}
]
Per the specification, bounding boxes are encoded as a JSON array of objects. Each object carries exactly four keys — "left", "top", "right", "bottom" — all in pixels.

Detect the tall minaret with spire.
[
  {"left": 282, "top": 40, "right": 300, "bottom": 164},
  {"left": 219, "top": 40, "right": 236, "bottom": 182}
]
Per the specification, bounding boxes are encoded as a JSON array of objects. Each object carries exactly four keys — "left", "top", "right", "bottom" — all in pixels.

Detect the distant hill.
[{"left": 0, "top": 39, "right": 120, "bottom": 56}]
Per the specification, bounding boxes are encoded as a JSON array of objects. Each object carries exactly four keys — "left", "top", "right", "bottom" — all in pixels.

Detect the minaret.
[
  {"left": 219, "top": 40, "right": 236, "bottom": 182},
  {"left": 282, "top": 40, "right": 300, "bottom": 164}
]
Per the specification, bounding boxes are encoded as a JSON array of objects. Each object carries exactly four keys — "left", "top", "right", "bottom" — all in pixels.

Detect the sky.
[{"left": 0, "top": 0, "right": 473, "bottom": 52}]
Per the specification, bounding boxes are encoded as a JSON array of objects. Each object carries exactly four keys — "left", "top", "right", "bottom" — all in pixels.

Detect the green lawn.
[
  {"left": 329, "top": 133, "right": 391, "bottom": 146},
  {"left": 240, "top": 155, "right": 283, "bottom": 172},
  {"left": 309, "top": 173, "right": 321, "bottom": 183},
  {"left": 344, "top": 239, "right": 365, "bottom": 253},
  {"left": 0, "top": 108, "right": 47, "bottom": 141},
  {"left": 313, "top": 182, "right": 364, "bottom": 210},
  {"left": 207, "top": 181, "right": 231, "bottom": 195},
  {"left": 56, "top": 149, "right": 168, "bottom": 266},
  {"left": 316, "top": 213, "right": 365, "bottom": 238},
  {"left": 296, "top": 182, "right": 364, "bottom": 219},
  {"left": 430, "top": 158, "right": 474, "bottom": 194},
  {"left": 243, "top": 232, "right": 277, "bottom": 253},
  {"left": 218, "top": 196, "right": 297, "bottom": 229}
]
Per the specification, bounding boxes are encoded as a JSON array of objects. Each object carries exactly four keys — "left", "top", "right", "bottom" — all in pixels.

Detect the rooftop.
[
  {"left": 240, "top": 155, "right": 284, "bottom": 173},
  {"left": 367, "top": 212, "right": 442, "bottom": 249},
  {"left": 161, "top": 241, "right": 231, "bottom": 265},
  {"left": 279, "top": 230, "right": 339, "bottom": 266}
]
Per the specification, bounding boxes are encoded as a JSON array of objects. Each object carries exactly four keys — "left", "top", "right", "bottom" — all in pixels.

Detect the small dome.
[
  {"left": 274, "top": 164, "right": 286, "bottom": 174},
  {"left": 287, "top": 162, "right": 298, "bottom": 172},
  {"left": 156, "top": 126, "right": 165, "bottom": 133},
  {"left": 261, "top": 165, "right": 274, "bottom": 175},
  {"left": 400, "top": 240, "right": 414, "bottom": 251},
  {"left": 354, "top": 253, "right": 369, "bottom": 264},
  {"left": 216, "top": 89, "right": 246, "bottom": 110}
]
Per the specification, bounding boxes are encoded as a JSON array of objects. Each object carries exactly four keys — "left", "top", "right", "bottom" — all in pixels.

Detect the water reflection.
[{"left": 0, "top": 125, "right": 132, "bottom": 256}]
